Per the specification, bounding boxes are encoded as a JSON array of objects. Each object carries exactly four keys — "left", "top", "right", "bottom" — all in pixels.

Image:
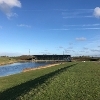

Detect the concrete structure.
[{"left": 32, "top": 55, "right": 71, "bottom": 62}]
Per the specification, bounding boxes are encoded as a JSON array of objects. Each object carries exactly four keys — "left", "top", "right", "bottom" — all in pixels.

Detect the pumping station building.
[{"left": 32, "top": 55, "right": 71, "bottom": 62}]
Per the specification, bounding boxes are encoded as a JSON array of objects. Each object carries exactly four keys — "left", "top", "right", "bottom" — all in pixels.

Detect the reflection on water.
[{"left": 0, "top": 62, "right": 49, "bottom": 77}]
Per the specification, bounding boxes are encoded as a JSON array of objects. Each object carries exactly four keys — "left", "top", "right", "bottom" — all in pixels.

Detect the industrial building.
[{"left": 33, "top": 55, "right": 71, "bottom": 62}]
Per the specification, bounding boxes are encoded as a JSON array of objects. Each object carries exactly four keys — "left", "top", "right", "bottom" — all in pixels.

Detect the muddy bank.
[
  {"left": 23, "top": 63, "right": 62, "bottom": 72},
  {"left": 0, "top": 61, "right": 18, "bottom": 66}
]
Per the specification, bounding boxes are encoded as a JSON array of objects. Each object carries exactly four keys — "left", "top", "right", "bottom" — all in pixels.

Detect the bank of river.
[{"left": 0, "top": 62, "right": 50, "bottom": 77}]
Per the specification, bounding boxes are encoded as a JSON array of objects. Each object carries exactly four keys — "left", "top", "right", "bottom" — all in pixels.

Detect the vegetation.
[
  {"left": 0, "top": 62, "right": 100, "bottom": 100},
  {"left": 0, "top": 55, "right": 99, "bottom": 66},
  {"left": 15, "top": 55, "right": 34, "bottom": 60},
  {"left": 72, "top": 56, "right": 100, "bottom": 61},
  {"left": 0, "top": 56, "right": 18, "bottom": 65},
  {"left": 0, "top": 56, "right": 33, "bottom": 66}
]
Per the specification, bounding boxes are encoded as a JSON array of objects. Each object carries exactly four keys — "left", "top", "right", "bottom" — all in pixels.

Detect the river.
[{"left": 0, "top": 62, "right": 49, "bottom": 77}]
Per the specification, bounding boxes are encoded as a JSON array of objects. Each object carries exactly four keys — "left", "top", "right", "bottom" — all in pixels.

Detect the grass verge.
[
  {"left": 0, "top": 62, "right": 100, "bottom": 100},
  {"left": 0, "top": 57, "right": 18, "bottom": 66}
]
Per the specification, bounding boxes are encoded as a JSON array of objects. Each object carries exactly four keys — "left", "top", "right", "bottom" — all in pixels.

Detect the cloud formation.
[
  {"left": 93, "top": 7, "right": 100, "bottom": 18},
  {"left": 83, "top": 47, "right": 88, "bottom": 50},
  {"left": 50, "top": 29, "right": 69, "bottom": 31},
  {"left": 91, "top": 49, "right": 100, "bottom": 52},
  {"left": 76, "top": 37, "right": 86, "bottom": 41},
  {"left": 62, "top": 9, "right": 93, "bottom": 19},
  {"left": 59, "top": 46, "right": 63, "bottom": 49},
  {"left": 64, "top": 24, "right": 100, "bottom": 27},
  {"left": 0, "top": 0, "right": 21, "bottom": 18},
  {"left": 63, "top": 24, "right": 100, "bottom": 30},
  {"left": 17, "top": 24, "right": 31, "bottom": 28}
]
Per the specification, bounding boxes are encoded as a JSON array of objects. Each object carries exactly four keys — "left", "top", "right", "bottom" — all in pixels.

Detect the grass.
[
  {"left": 0, "top": 62, "right": 100, "bottom": 100},
  {"left": 0, "top": 57, "right": 18, "bottom": 65}
]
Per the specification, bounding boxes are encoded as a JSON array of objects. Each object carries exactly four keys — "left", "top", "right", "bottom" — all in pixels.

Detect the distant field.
[
  {"left": 0, "top": 57, "right": 18, "bottom": 66},
  {"left": 0, "top": 62, "right": 100, "bottom": 100}
]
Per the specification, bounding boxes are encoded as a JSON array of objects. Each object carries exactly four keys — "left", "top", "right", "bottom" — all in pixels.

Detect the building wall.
[{"left": 33, "top": 55, "right": 71, "bottom": 61}]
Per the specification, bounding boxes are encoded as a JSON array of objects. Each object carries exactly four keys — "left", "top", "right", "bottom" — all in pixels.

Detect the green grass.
[
  {"left": 0, "top": 57, "right": 18, "bottom": 65},
  {"left": 0, "top": 62, "right": 100, "bottom": 100}
]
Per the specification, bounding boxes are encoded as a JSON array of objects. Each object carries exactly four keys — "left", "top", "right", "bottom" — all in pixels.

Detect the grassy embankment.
[
  {"left": 0, "top": 57, "right": 19, "bottom": 66},
  {"left": 0, "top": 62, "right": 100, "bottom": 100}
]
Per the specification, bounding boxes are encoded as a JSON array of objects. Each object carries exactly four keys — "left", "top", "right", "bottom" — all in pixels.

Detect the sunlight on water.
[{"left": 0, "top": 62, "right": 49, "bottom": 77}]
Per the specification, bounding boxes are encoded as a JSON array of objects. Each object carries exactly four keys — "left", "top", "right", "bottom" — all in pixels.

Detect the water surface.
[{"left": 0, "top": 62, "right": 49, "bottom": 77}]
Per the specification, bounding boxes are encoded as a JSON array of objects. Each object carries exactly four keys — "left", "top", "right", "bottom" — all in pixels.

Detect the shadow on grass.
[{"left": 0, "top": 63, "right": 77, "bottom": 100}]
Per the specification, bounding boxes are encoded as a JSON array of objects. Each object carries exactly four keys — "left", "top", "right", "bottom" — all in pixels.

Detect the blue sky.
[{"left": 0, "top": 0, "right": 100, "bottom": 57}]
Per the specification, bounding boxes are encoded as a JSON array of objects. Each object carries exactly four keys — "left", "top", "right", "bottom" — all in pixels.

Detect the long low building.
[{"left": 33, "top": 55, "right": 71, "bottom": 62}]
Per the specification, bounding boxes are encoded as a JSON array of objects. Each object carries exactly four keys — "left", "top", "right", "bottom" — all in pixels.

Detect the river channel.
[{"left": 0, "top": 62, "right": 49, "bottom": 77}]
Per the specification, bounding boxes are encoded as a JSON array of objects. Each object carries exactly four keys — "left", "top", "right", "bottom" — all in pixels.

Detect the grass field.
[
  {"left": 0, "top": 57, "right": 18, "bottom": 66},
  {"left": 0, "top": 62, "right": 100, "bottom": 100}
]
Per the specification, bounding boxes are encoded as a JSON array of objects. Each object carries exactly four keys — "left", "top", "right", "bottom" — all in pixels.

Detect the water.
[{"left": 0, "top": 62, "right": 49, "bottom": 77}]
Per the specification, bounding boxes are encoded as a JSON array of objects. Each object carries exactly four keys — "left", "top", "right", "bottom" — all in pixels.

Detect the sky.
[{"left": 0, "top": 0, "right": 100, "bottom": 57}]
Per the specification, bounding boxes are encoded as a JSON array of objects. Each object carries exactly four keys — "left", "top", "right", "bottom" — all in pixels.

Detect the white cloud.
[
  {"left": 76, "top": 37, "right": 86, "bottom": 41},
  {"left": 50, "top": 29, "right": 69, "bottom": 31},
  {"left": 62, "top": 9, "right": 93, "bottom": 19},
  {"left": 81, "top": 28, "right": 100, "bottom": 30},
  {"left": 84, "top": 34, "right": 100, "bottom": 56},
  {"left": 63, "top": 24, "right": 100, "bottom": 30},
  {"left": 17, "top": 24, "right": 31, "bottom": 28},
  {"left": 63, "top": 16, "right": 93, "bottom": 19},
  {"left": 82, "top": 24, "right": 100, "bottom": 26},
  {"left": 0, "top": 0, "right": 21, "bottom": 7},
  {"left": 64, "top": 24, "right": 100, "bottom": 27},
  {"left": 93, "top": 7, "right": 100, "bottom": 18},
  {"left": 0, "top": 0, "right": 21, "bottom": 18}
]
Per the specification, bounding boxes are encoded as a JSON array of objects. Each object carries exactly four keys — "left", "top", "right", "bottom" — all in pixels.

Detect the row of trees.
[{"left": 72, "top": 56, "right": 100, "bottom": 61}]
